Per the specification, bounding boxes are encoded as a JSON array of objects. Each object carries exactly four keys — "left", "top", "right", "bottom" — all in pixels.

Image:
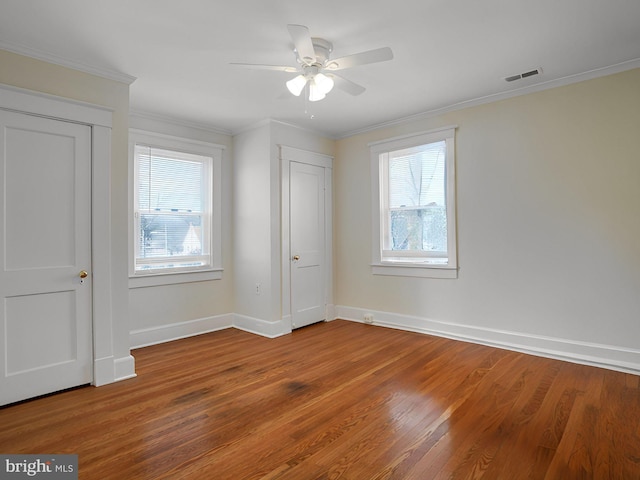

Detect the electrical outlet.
[
  {"left": 363, "top": 313, "right": 374, "bottom": 324},
  {"left": 255, "top": 283, "right": 261, "bottom": 295}
]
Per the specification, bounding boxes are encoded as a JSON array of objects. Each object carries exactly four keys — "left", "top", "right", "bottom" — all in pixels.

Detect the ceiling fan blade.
[
  {"left": 230, "top": 63, "right": 299, "bottom": 73},
  {"left": 287, "top": 24, "right": 316, "bottom": 65},
  {"left": 331, "top": 74, "right": 366, "bottom": 96},
  {"left": 327, "top": 47, "right": 393, "bottom": 71}
]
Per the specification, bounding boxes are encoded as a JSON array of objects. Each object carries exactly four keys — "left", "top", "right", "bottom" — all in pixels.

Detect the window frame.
[
  {"left": 128, "top": 130, "right": 224, "bottom": 288},
  {"left": 370, "top": 126, "right": 458, "bottom": 279}
]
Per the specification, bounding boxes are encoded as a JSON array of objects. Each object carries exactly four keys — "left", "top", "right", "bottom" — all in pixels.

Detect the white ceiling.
[{"left": 1, "top": 0, "right": 639, "bottom": 138}]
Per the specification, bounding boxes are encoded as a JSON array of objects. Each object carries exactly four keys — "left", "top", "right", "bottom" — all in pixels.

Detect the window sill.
[
  {"left": 371, "top": 262, "right": 458, "bottom": 279},
  {"left": 129, "top": 268, "right": 223, "bottom": 288}
]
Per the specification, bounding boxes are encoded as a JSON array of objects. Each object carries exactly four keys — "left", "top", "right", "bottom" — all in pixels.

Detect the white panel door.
[
  {"left": 0, "top": 109, "right": 92, "bottom": 406},
  {"left": 290, "top": 161, "right": 325, "bottom": 329}
]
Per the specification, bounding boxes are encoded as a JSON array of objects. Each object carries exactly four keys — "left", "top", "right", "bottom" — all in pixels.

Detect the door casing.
[
  {"left": 280, "top": 145, "right": 334, "bottom": 331},
  {"left": 0, "top": 83, "right": 124, "bottom": 388}
]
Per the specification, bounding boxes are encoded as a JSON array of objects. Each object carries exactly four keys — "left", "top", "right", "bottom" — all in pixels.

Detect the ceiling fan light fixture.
[
  {"left": 314, "top": 73, "right": 334, "bottom": 94},
  {"left": 308, "top": 78, "right": 326, "bottom": 102},
  {"left": 286, "top": 74, "right": 307, "bottom": 96}
]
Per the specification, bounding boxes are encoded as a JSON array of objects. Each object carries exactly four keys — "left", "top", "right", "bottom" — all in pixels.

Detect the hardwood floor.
[{"left": 1, "top": 320, "right": 639, "bottom": 479}]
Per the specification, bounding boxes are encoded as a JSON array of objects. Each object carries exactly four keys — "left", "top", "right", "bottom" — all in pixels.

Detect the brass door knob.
[
  {"left": 79, "top": 270, "right": 88, "bottom": 279},
  {"left": 292, "top": 255, "right": 300, "bottom": 261}
]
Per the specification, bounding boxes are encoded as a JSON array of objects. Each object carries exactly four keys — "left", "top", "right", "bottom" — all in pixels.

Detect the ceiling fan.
[{"left": 231, "top": 24, "right": 394, "bottom": 102}]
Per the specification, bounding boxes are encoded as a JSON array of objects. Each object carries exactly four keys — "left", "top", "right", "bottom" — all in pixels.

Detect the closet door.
[
  {"left": 0, "top": 109, "right": 92, "bottom": 405},
  {"left": 290, "top": 161, "right": 326, "bottom": 329}
]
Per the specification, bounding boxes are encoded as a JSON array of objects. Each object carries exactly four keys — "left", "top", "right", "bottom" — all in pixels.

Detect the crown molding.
[
  {"left": 337, "top": 58, "right": 640, "bottom": 139},
  {"left": 0, "top": 41, "right": 136, "bottom": 85},
  {"left": 129, "top": 109, "right": 232, "bottom": 137},
  {"left": 232, "top": 117, "right": 335, "bottom": 139}
]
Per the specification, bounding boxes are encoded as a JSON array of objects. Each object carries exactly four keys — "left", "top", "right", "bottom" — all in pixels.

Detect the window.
[
  {"left": 129, "top": 130, "right": 223, "bottom": 287},
  {"left": 370, "top": 126, "right": 457, "bottom": 278}
]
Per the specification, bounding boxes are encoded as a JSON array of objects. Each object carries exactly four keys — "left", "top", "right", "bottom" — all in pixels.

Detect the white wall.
[
  {"left": 130, "top": 117, "right": 335, "bottom": 341},
  {"left": 334, "top": 68, "right": 640, "bottom": 373},
  {"left": 233, "top": 120, "right": 334, "bottom": 336},
  {"left": 233, "top": 123, "right": 274, "bottom": 323}
]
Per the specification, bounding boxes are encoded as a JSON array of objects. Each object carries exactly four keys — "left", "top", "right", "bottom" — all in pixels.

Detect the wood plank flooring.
[{"left": 1, "top": 320, "right": 639, "bottom": 479}]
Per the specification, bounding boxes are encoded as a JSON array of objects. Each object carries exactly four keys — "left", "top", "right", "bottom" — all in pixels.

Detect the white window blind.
[
  {"left": 134, "top": 145, "right": 212, "bottom": 272},
  {"left": 384, "top": 140, "right": 447, "bottom": 257}
]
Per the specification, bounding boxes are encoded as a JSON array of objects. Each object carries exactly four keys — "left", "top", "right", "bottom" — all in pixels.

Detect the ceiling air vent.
[{"left": 505, "top": 67, "right": 542, "bottom": 82}]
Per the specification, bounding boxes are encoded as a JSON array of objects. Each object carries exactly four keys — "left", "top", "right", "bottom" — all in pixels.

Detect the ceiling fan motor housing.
[{"left": 296, "top": 37, "right": 333, "bottom": 66}]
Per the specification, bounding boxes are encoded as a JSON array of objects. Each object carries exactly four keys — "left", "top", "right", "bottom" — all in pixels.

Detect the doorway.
[
  {"left": 281, "top": 146, "right": 333, "bottom": 330},
  {"left": 0, "top": 83, "right": 120, "bottom": 403}
]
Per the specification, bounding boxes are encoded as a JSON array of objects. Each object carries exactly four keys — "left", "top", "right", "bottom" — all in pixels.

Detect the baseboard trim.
[
  {"left": 114, "top": 355, "right": 137, "bottom": 382},
  {"left": 126, "top": 306, "right": 640, "bottom": 375},
  {"left": 93, "top": 356, "right": 114, "bottom": 386},
  {"left": 335, "top": 305, "right": 640, "bottom": 375},
  {"left": 233, "top": 314, "right": 291, "bottom": 338},
  {"left": 130, "top": 314, "right": 234, "bottom": 349}
]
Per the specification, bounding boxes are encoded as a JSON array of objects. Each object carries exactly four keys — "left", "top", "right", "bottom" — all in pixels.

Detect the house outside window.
[
  {"left": 129, "top": 130, "right": 223, "bottom": 287},
  {"left": 370, "top": 126, "right": 458, "bottom": 278}
]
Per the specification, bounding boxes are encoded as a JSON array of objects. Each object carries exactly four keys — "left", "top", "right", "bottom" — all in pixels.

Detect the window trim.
[
  {"left": 370, "top": 126, "right": 458, "bottom": 279},
  {"left": 128, "top": 129, "right": 224, "bottom": 288}
]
